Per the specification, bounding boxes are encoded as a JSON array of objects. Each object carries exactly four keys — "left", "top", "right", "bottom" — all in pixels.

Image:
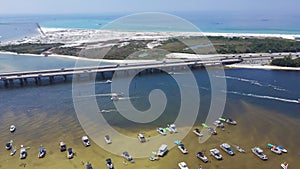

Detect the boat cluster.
[{"left": 7, "top": 125, "right": 94, "bottom": 168}]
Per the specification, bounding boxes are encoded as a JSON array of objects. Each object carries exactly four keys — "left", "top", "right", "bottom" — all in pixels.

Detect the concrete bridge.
[{"left": 0, "top": 58, "right": 242, "bottom": 87}]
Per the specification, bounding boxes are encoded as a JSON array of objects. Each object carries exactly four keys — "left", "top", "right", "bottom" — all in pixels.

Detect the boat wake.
[
  {"left": 215, "top": 75, "right": 288, "bottom": 92},
  {"left": 225, "top": 90, "right": 299, "bottom": 104}
]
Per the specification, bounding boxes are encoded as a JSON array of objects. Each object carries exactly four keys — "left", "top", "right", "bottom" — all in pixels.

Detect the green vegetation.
[
  {"left": 158, "top": 36, "right": 300, "bottom": 54},
  {"left": 0, "top": 43, "right": 63, "bottom": 55},
  {"left": 1, "top": 36, "right": 300, "bottom": 61},
  {"left": 271, "top": 56, "right": 300, "bottom": 67}
]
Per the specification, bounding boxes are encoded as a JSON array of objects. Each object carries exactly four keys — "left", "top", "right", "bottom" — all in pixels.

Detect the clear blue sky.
[{"left": 0, "top": 0, "right": 298, "bottom": 14}]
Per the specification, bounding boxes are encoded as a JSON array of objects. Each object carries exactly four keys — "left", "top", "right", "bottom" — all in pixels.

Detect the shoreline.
[
  {"left": 225, "top": 64, "right": 300, "bottom": 71},
  {"left": 1, "top": 51, "right": 300, "bottom": 71},
  {"left": 0, "top": 51, "right": 156, "bottom": 64},
  {"left": 41, "top": 27, "right": 300, "bottom": 40}
]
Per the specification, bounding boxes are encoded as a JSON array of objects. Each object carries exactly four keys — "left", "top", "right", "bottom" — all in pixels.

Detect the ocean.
[{"left": 1, "top": 11, "right": 300, "bottom": 42}]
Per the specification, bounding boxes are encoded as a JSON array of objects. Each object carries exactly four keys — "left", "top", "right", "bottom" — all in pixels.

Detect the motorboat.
[
  {"left": 207, "top": 127, "right": 217, "bottom": 135},
  {"left": 67, "top": 148, "right": 74, "bottom": 159},
  {"left": 281, "top": 162, "right": 288, "bottom": 169},
  {"left": 10, "top": 148, "right": 16, "bottom": 156},
  {"left": 213, "top": 120, "right": 224, "bottom": 128},
  {"left": 104, "top": 135, "right": 112, "bottom": 144},
  {"left": 106, "top": 158, "right": 114, "bottom": 169},
  {"left": 277, "top": 146, "right": 288, "bottom": 153},
  {"left": 59, "top": 141, "right": 67, "bottom": 152},
  {"left": 20, "top": 145, "right": 27, "bottom": 159},
  {"left": 157, "top": 144, "right": 168, "bottom": 157},
  {"left": 193, "top": 128, "right": 203, "bottom": 137},
  {"left": 122, "top": 151, "right": 134, "bottom": 163},
  {"left": 167, "top": 123, "right": 178, "bottom": 133},
  {"left": 178, "top": 162, "right": 189, "bottom": 169},
  {"left": 196, "top": 152, "right": 208, "bottom": 163},
  {"left": 270, "top": 146, "right": 282, "bottom": 155},
  {"left": 138, "top": 133, "right": 146, "bottom": 143},
  {"left": 178, "top": 143, "right": 188, "bottom": 154},
  {"left": 252, "top": 147, "right": 268, "bottom": 160},
  {"left": 86, "top": 162, "right": 93, "bottom": 169},
  {"left": 210, "top": 148, "right": 222, "bottom": 160},
  {"left": 157, "top": 127, "right": 166, "bottom": 136},
  {"left": 38, "top": 147, "right": 46, "bottom": 158},
  {"left": 226, "top": 118, "right": 237, "bottom": 125},
  {"left": 220, "top": 143, "right": 235, "bottom": 155},
  {"left": 10, "top": 125, "right": 16, "bottom": 133},
  {"left": 6, "top": 140, "right": 13, "bottom": 150},
  {"left": 82, "top": 136, "right": 91, "bottom": 147},
  {"left": 219, "top": 117, "right": 237, "bottom": 125},
  {"left": 268, "top": 143, "right": 287, "bottom": 153},
  {"left": 106, "top": 80, "right": 112, "bottom": 83}
]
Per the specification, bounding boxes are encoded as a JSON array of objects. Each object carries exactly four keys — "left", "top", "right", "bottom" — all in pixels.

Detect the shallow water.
[{"left": 0, "top": 53, "right": 299, "bottom": 168}]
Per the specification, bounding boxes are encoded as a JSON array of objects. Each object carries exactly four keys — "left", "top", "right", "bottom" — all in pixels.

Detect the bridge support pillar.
[
  {"left": 49, "top": 76, "right": 54, "bottom": 83},
  {"left": 100, "top": 72, "right": 105, "bottom": 79},
  {"left": 19, "top": 78, "right": 24, "bottom": 86},
  {"left": 24, "top": 78, "right": 28, "bottom": 85},
  {"left": 63, "top": 75, "right": 67, "bottom": 82},
  {"left": 9, "top": 79, "right": 14, "bottom": 87},
  {"left": 4, "top": 80, "right": 8, "bottom": 88}
]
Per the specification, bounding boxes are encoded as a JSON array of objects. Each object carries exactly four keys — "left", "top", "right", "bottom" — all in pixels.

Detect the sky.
[{"left": 0, "top": 0, "right": 299, "bottom": 14}]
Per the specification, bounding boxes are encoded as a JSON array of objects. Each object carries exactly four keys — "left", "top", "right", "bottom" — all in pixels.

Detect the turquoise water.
[{"left": 0, "top": 11, "right": 300, "bottom": 41}]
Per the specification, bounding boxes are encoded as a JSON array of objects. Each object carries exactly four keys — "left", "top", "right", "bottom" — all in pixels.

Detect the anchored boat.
[
  {"left": 82, "top": 136, "right": 91, "bottom": 147},
  {"left": 193, "top": 128, "right": 203, "bottom": 137},
  {"left": 210, "top": 148, "right": 222, "bottom": 160},
  {"left": 104, "top": 135, "right": 112, "bottom": 144},
  {"left": 252, "top": 147, "right": 268, "bottom": 160},
  {"left": 220, "top": 143, "right": 235, "bottom": 156},
  {"left": 196, "top": 152, "right": 208, "bottom": 163},
  {"left": 167, "top": 123, "right": 178, "bottom": 133},
  {"left": 122, "top": 151, "right": 134, "bottom": 163},
  {"left": 38, "top": 147, "right": 46, "bottom": 158}
]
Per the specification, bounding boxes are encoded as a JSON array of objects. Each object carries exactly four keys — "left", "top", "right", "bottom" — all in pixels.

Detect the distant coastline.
[{"left": 1, "top": 27, "right": 300, "bottom": 70}]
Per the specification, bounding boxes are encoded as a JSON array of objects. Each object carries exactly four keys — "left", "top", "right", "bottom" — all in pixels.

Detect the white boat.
[
  {"left": 270, "top": 146, "right": 282, "bottom": 155},
  {"left": 20, "top": 145, "right": 27, "bottom": 159},
  {"left": 178, "top": 162, "right": 189, "bottom": 169},
  {"left": 277, "top": 146, "right": 288, "bottom": 153},
  {"left": 157, "top": 127, "right": 166, "bottom": 136},
  {"left": 106, "top": 80, "right": 112, "bottom": 83},
  {"left": 281, "top": 162, "right": 288, "bottom": 169},
  {"left": 196, "top": 152, "right": 208, "bottom": 163},
  {"left": 210, "top": 148, "right": 222, "bottom": 160},
  {"left": 157, "top": 144, "right": 168, "bottom": 157},
  {"left": 193, "top": 128, "right": 203, "bottom": 137},
  {"left": 59, "top": 141, "right": 67, "bottom": 152},
  {"left": 178, "top": 144, "right": 188, "bottom": 154},
  {"left": 5, "top": 140, "right": 13, "bottom": 150},
  {"left": 10, "top": 125, "right": 16, "bottom": 133},
  {"left": 104, "top": 135, "right": 112, "bottom": 144},
  {"left": 38, "top": 147, "right": 46, "bottom": 158},
  {"left": 10, "top": 148, "right": 16, "bottom": 156},
  {"left": 226, "top": 118, "right": 237, "bottom": 125},
  {"left": 82, "top": 136, "right": 91, "bottom": 147},
  {"left": 167, "top": 123, "right": 178, "bottom": 133},
  {"left": 122, "top": 151, "right": 134, "bottom": 163},
  {"left": 252, "top": 147, "right": 268, "bottom": 160},
  {"left": 213, "top": 120, "right": 224, "bottom": 128},
  {"left": 106, "top": 158, "right": 114, "bottom": 169},
  {"left": 220, "top": 143, "right": 235, "bottom": 155},
  {"left": 138, "top": 133, "right": 146, "bottom": 143},
  {"left": 67, "top": 148, "right": 74, "bottom": 159}
]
